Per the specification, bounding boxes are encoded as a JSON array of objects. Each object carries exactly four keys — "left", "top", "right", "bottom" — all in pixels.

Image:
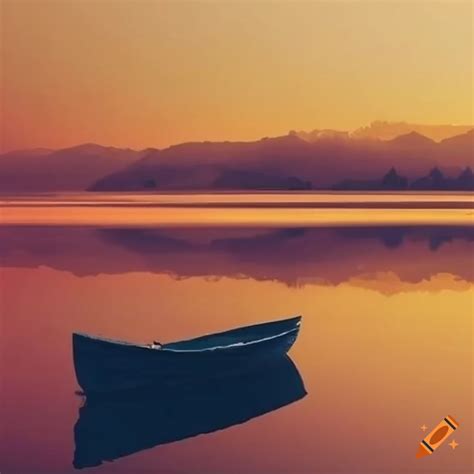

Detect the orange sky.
[{"left": 1, "top": 1, "right": 473, "bottom": 152}]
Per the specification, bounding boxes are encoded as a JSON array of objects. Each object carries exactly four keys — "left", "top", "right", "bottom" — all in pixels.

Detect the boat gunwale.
[
  {"left": 161, "top": 326, "right": 300, "bottom": 353},
  {"left": 73, "top": 316, "right": 301, "bottom": 353}
]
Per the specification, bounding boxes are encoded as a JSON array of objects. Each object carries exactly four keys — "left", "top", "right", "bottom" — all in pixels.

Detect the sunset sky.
[{"left": 2, "top": 1, "right": 473, "bottom": 152}]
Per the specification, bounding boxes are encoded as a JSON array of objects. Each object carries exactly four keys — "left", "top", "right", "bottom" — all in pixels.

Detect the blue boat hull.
[{"left": 73, "top": 316, "right": 301, "bottom": 393}]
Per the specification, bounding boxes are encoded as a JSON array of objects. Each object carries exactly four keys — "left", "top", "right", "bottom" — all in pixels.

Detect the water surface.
[
  {"left": 0, "top": 198, "right": 473, "bottom": 473},
  {"left": 1, "top": 192, "right": 473, "bottom": 227}
]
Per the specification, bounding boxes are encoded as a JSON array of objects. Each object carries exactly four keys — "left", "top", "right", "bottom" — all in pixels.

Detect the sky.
[{"left": 1, "top": 0, "right": 473, "bottom": 152}]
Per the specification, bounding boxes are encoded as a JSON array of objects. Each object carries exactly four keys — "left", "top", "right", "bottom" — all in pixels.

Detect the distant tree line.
[
  {"left": 332, "top": 167, "right": 474, "bottom": 191},
  {"left": 139, "top": 166, "right": 474, "bottom": 191}
]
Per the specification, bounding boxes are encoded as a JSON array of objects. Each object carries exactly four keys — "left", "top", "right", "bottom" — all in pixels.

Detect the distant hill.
[
  {"left": 411, "top": 167, "right": 474, "bottom": 191},
  {"left": 90, "top": 129, "right": 473, "bottom": 191},
  {"left": 289, "top": 129, "right": 350, "bottom": 142},
  {"left": 351, "top": 120, "right": 473, "bottom": 142},
  {"left": 333, "top": 168, "right": 408, "bottom": 191},
  {"left": 333, "top": 166, "right": 474, "bottom": 191},
  {"left": 437, "top": 129, "right": 474, "bottom": 161},
  {"left": 387, "top": 131, "right": 436, "bottom": 148},
  {"left": 1, "top": 124, "right": 472, "bottom": 192},
  {"left": 292, "top": 121, "right": 473, "bottom": 142},
  {"left": 0, "top": 144, "right": 147, "bottom": 192}
]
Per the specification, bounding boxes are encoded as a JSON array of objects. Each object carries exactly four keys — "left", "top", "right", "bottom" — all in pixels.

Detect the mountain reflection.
[
  {"left": 73, "top": 356, "right": 306, "bottom": 469},
  {"left": 0, "top": 226, "right": 472, "bottom": 289}
]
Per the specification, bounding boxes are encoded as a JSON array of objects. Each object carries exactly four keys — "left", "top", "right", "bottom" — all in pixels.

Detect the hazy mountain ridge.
[
  {"left": 292, "top": 121, "right": 474, "bottom": 142},
  {"left": 352, "top": 121, "right": 473, "bottom": 142},
  {"left": 1, "top": 124, "right": 472, "bottom": 192},
  {"left": 0, "top": 144, "right": 150, "bottom": 192},
  {"left": 90, "top": 129, "right": 473, "bottom": 191}
]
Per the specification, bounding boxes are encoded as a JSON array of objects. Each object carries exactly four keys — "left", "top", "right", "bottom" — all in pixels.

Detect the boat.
[
  {"left": 73, "top": 355, "right": 306, "bottom": 469},
  {"left": 73, "top": 315, "right": 301, "bottom": 394}
]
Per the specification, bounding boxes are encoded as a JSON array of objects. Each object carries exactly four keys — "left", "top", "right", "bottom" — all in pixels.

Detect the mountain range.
[
  {"left": 0, "top": 144, "right": 148, "bottom": 192},
  {"left": 0, "top": 122, "right": 472, "bottom": 192},
  {"left": 308, "top": 121, "right": 473, "bottom": 142}
]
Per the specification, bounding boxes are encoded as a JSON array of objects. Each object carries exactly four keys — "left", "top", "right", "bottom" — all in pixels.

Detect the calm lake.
[{"left": 1, "top": 193, "right": 473, "bottom": 473}]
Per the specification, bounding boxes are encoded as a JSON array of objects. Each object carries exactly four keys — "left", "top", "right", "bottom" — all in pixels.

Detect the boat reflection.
[{"left": 73, "top": 355, "right": 306, "bottom": 469}]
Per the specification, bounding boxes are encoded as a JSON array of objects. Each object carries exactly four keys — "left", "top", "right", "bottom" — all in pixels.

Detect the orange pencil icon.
[{"left": 416, "top": 415, "right": 459, "bottom": 458}]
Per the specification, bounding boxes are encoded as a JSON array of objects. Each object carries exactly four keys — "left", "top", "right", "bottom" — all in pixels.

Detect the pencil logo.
[{"left": 416, "top": 415, "right": 459, "bottom": 459}]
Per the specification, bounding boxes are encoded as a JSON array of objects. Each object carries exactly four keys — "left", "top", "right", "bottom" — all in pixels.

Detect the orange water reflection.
[
  {"left": 1, "top": 225, "right": 472, "bottom": 473},
  {"left": 1, "top": 226, "right": 473, "bottom": 289}
]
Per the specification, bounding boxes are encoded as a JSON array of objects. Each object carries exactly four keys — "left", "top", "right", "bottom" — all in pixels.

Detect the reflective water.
[
  {"left": 1, "top": 192, "right": 473, "bottom": 227},
  {"left": 1, "top": 222, "right": 473, "bottom": 473}
]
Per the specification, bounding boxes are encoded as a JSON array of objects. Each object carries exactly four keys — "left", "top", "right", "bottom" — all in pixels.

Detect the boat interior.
[{"left": 163, "top": 316, "right": 301, "bottom": 351}]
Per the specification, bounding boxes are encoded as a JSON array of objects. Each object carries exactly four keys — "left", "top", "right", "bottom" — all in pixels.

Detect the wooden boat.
[
  {"left": 73, "top": 315, "right": 301, "bottom": 394},
  {"left": 73, "top": 355, "right": 306, "bottom": 469}
]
